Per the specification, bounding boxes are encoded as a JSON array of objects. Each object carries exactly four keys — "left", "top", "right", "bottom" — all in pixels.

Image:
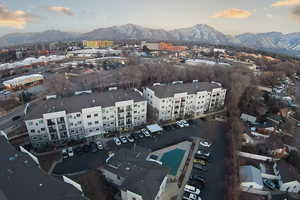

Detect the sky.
[{"left": 0, "top": 0, "right": 300, "bottom": 36}]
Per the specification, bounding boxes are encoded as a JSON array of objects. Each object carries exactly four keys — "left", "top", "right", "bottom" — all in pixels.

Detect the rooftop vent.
[
  {"left": 153, "top": 83, "right": 160, "bottom": 86},
  {"left": 74, "top": 90, "right": 92, "bottom": 95}
]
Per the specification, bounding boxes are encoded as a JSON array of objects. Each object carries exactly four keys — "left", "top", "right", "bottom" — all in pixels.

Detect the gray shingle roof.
[
  {"left": 0, "top": 135, "right": 85, "bottom": 200},
  {"left": 148, "top": 82, "right": 222, "bottom": 98},
  {"left": 25, "top": 89, "right": 145, "bottom": 120},
  {"left": 103, "top": 147, "right": 169, "bottom": 200}
]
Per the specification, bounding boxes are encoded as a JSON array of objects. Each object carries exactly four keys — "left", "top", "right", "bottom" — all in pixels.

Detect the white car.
[
  {"left": 120, "top": 136, "right": 128, "bottom": 143},
  {"left": 67, "top": 147, "right": 74, "bottom": 157},
  {"left": 126, "top": 135, "right": 135, "bottom": 143},
  {"left": 184, "top": 185, "right": 201, "bottom": 195},
  {"left": 62, "top": 149, "right": 68, "bottom": 159},
  {"left": 182, "top": 192, "right": 202, "bottom": 200},
  {"left": 114, "top": 137, "right": 121, "bottom": 146},
  {"left": 176, "top": 121, "right": 185, "bottom": 128},
  {"left": 181, "top": 120, "right": 190, "bottom": 127},
  {"left": 200, "top": 141, "right": 212, "bottom": 148},
  {"left": 141, "top": 128, "right": 151, "bottom": 137},
  {"left": 96, "top": 141, "right": 103, "bottom": 150}
]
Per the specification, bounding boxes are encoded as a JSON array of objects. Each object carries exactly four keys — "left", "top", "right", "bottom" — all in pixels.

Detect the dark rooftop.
[
  {"left": 0, "top": 135, "right": 85, "bottom": 200},
  {"left": 103, "top": 147, "right": 169, "bottom": 200},
  {"left": 25, "top": 89, "right": 145, "bottom": 120},
  {"left": 277, "top": 160, "right": 299, "bottom": 183},
  {"left": 148, "top": 82, "right": 223, "bottom": 98}
]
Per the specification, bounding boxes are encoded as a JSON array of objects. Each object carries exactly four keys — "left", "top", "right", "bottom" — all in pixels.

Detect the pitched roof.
[
  {"left": 25, "top": 89, "right": 145, "bottom": 120},
  {"left": 0, "top": 135, "right": 84, "bottom": 200},
  {"left": 148, "top": 82, "right": 222, "bottom": 98},
  {"left": 103, "top": 147, "right": 169, "bottom": 200}
]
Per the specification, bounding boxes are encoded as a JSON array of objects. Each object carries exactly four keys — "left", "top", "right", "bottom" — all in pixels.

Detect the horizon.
[
  {"left": 0, "top": 0, "right": 299, "bottom": 37},
  {"left": 1, "top": 23, "right": 300, "bottom": 38}
]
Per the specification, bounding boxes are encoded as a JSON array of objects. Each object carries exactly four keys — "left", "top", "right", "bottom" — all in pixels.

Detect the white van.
[{"left": 184, "top": 185, "right": 201, "bottom": 195}]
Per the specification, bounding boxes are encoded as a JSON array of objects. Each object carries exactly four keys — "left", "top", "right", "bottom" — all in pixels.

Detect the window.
[
  {"left": 41, "top": 128, "right": 45, "bottom": 131},
  {"left": 76, "top": 113, "right": 81, "bottom": 117},
  {"left": 88, "top": 122, "right": 92, "bottom": 126},
  {"left": 28, "top": 122, "right": 33, "bottom": 126},
  {"left": 94, "top": 113, "right": 98, "bottom": 117},
  {"left": 78, "top": 121, "right": 82, "bottom": 125},
  {"left": 70, "top": 123, "right": 74, "bottom": 126},
  {"left": 87, "top": 115, "right": 91, "bottom": 118},
  {"left": 95, "top": 121, "right": 99, "bottom": 124},
  {"left": 30, "top": 130, "right": 35, "bottom": 133},
  {"left": 39, "top": 120, "right": 43, "bottom": 124},
  {"left": 96, "top": 128, "right": 99, "bottom": 131}
]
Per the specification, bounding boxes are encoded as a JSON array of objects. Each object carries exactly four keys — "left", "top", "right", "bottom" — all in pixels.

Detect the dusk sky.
[{"left": 0, "top": 0, "right": 300, "bottom": 36}]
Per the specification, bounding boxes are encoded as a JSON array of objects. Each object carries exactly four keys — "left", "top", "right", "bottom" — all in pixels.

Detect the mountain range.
[{"left": 0, "top": 24, "right": 300, "bottom": 57}]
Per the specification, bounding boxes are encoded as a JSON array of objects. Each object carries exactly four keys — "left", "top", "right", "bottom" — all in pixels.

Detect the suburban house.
[
  {"left": 0, "top": 131, "right": 86, "bottom": 200},
  {"left": 240, "top": 165, "right": 264, "bottom": 190},
  {"left": 143, "top": 81, "right": 226, "bottom": 121},
  {"left": 24, "top": 89, "right": 147, "bottom": 148},
  {"left": 101, "top": 147, "right": 169, "bottom": 200}
]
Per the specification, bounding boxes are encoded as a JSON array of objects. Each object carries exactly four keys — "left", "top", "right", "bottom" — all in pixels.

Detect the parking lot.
[{"left": 52, "top": 120, "right": 227, "bottom": 200}]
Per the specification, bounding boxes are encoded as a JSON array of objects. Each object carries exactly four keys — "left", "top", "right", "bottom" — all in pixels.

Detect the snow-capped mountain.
[{"left": 0, "top": 24, "right": 300, "bottom": 57}]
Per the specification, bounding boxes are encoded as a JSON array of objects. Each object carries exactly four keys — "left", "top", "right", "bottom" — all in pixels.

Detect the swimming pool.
[{"left": 160, "top": 148, "right": 186, "bottom": 176}]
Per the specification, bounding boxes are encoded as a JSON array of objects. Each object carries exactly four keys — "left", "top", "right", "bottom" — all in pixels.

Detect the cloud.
[
  {"left": 272, "top": 0, "right": 300, "bottom": 7},
  {"left": 212, "top": 8, "right": 251, "bottom": 19},
  {"left": 47, "top": 6, "right": 73, "bottom": 16},
  {"left": 0, "top": 4, "right": 36, "bottom": 29},
  {"left": 291, "top": 6, "right": 300, "bottom": 19}
]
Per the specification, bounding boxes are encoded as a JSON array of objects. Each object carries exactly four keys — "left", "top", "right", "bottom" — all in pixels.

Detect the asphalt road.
[{"left": 53, "top": 120, "right": 227, "bottom": 200}]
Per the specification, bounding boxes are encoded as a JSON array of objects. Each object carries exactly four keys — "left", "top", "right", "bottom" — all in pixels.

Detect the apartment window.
[
  {"left": 30, "top": 130, "right": 35, "bottom": 133},
  {"left": 88, "top": 122, "right": 92, "bottom": 126},
  {"left": 95, "top": 121, "right": 99, "bottom": 124},
  {"left": 76, "top": 113, "right": 81, "bottom": 117},
  {"left": 89, "top": 130, "right": 92, "bottom": 132},
  {"left": 70, "top": 123, "right": 74, "bottom": 126},
  {"left": 132, "top": 198, "right": 136, "bottom": 200},
  {"left": 96, "top": 128, "right": 99, "bottom": 131},
  {"left": 87, "top": 115, "right": 91, "bottom": 118},
  {"left": 111, "top": 122, "right": 114, "bottom": 125},
  {"left": 41, "top": 128, "right": 45, "bottom": 131},
  {"left": 103, "top": 117, "right": 106, "bottom": 120},
  {"left": 28, "top": 122, "right": 33, "bottom": 126},
  {"left": 94, "top": 113, "right": 98, "bottom": 117},
  {"left": 78, "top": 121, "right": 82, "bottom": 125},
  {"left": 39, "top": 120, "right": 43, "bottom": 124}
]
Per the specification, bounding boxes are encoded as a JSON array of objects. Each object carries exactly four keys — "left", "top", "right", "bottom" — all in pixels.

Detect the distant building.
[
  {"left": 3, "top": 74, "right": 44, "bottom": 90},
  {"left": 0, "top": 132, "right": 86, "bottom": 200},
  {"left": 141, "top": 41, "right": 160, "bottom": 51},
  {"left": 159, "top": 42, "right": 187, "bottom": 52},
  {"left": 143, "top": 82, "right": 226, "bottom": 121},
  {"left": 83, "top": 40, "right": 114, "bottom": 49},
  {"left": 101, "top": 147, "right": 169, "bottom": 200},
  {"left": 25, "top": 89, "right": 147, "bottom": 148}
]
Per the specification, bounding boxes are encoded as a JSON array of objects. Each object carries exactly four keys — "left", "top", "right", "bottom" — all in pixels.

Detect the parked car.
[
  {"left": 194, "top": 154, "right": 211, "bottom": 162},
  {"left": 119, "top": 136, "right": 128, "bottom": 143},
  {"left": 83, "top": 145, "right": 90, "bottom": 152},
  {"left": 196, "top": 149, "right": 210, "bottom": 157},
  {"left": 176, "top": 120, "right": 185, "bottom": 128},
  {"left": 190, "top": 175, "right": 205, "bottom": 184},
  {"left": 96, "top": 141, "right": 103, "bottom": 150},
  {"left": 114, "top": 137, "right": 121, "bottom": 146},
  {"left": 193, "top": 164, "right": 208, "bottom": 172},
  {"left": 193, "top": 159, "right": 206, "bottom": 166},
  {"left": 67, "top": 147, "right": 74, "bottom": 157},
  {"left": 11, "top": 115, "right": 21, "bottom": 121},
  {"left": 126, "top": 135, "right": 134, "bottom": 143},
  {"left": 181, "top": 120, "right": 190, "bottom": 127},
  {"left": 199, "top": 141, "right": 212, "bottom": 148},
  {"left": 263, "top": 179, "right": 276, "bottom": 190},
  {"left": 138, "top": 131, "right": 145, "bottom": 139},
  {"left": 182, "top": 191, "right": 201, "bottom": 200},
  {"left": 62, "top": 149, "right": 68, "bottom": 159},
  {"left": 184, "top": 184, "right": 201, "bottom": 195},
  {"left": 141, "top": 128, "right": 151, "bottom": 137},
  {"left": 90, "top": 142, "right": 98, "bottom": 153},
  {"left": 131, "top": 132, "right": 140, "bottom": 140}
]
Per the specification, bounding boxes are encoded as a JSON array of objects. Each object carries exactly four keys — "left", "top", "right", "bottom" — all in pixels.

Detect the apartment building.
[
  {"left": 83, "top": 40, "right": 114, "bottom": 48},
  {"left": 101, "top": 147, "right": 169, "bottom": 200},
  {"left": 25, "top": 89, "right": 147, "bottom": 148},
  {"left": 143, "top": 81, "right": 226, "bottom": 121}
]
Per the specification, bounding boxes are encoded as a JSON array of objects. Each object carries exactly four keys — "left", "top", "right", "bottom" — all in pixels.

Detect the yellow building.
[{"left": 83, "top": 40, "right": 114, "bottom": 48}]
